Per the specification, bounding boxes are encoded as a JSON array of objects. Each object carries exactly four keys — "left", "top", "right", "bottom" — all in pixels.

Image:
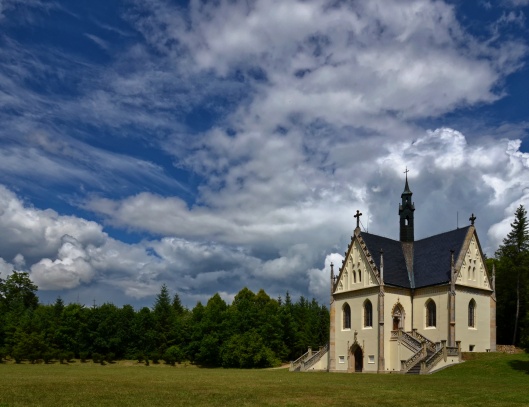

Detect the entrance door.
[
  {"left": 393, "top": 317, "right": 400, "bottom": 330},
  {"left": 354, "top": 347, "right": 363, "bottom": 372}
]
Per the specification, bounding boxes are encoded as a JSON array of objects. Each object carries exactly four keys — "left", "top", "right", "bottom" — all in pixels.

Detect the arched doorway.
[
  {"left": 354, "top": 347, "right": 363, "bottom": 372},
  {"left": 349, "top": 345, "right": 363, "bottom": 372},
  {"left": 392, "top": 303, "right": 405, "bottom": 330}
]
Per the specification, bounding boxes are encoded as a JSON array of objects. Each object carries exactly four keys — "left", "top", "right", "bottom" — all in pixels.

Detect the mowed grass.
[{"left": 0, "top": 353, "right": 528, "bottom": 407}]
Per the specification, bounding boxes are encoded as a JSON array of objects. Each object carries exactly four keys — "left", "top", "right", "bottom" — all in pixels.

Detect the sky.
[{"left": 0, "top": 0, "right": 528, "bottom": 309}]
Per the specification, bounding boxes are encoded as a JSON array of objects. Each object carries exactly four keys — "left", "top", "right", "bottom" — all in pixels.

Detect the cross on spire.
[
  {"left": 469, "top": 213, "right": 476, "bottom": 225},
  {"left": 404, "top": 167, "right": 409, "bottom": 178},
  {"left": 354, "top": 209, "right": 362, "bottom": 228}
]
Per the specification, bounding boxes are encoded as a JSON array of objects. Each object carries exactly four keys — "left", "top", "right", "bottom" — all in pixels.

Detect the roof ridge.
[{"left": 415, "top": 225, "right": 471, "bottom": 242}]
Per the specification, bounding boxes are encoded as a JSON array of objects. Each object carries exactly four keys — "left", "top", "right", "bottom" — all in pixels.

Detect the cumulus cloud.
[
  {"left": 308, "top": 252, "right": 344, "bottom": 302},
  {"left": 31, "top": 235, "right": 95, "bottom": 290},
  {"left": 0, "top": 186, "right": 159, "bottom": 298},
  {"left": 0, "top": 1, "right": 528, "bottom": 307}
]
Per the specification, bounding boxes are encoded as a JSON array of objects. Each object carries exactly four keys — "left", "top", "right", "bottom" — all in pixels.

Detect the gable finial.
[
  {"left": 354, "top": 209, "right": 363, "bottom": 229},
  {"left": 469, "top": 213, "right": 476, "bottom": 226}
]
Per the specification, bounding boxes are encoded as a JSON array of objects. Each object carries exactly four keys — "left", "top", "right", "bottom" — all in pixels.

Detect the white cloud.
[
  {"left": 308, "top": 252, "right": 344, "bottom": 301},
  {"left": 0, "top": 1, "right": 528, "bottom": 307}
]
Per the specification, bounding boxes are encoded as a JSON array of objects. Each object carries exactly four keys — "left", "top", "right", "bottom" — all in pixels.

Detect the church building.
[{"left": 292, "top": 175, "right": 496, "bottom": 374}]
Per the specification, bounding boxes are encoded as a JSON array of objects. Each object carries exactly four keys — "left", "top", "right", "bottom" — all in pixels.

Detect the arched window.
[
  {"left": 468, "top": 299, "right": 476, "bottom": 328},
  {"left": 353, "top": 270, "right": 357, "bottom": 283},
  {"left": 364, "top": 300, "right": 373, "bottom": 327},
  {"left": 343, "top": 303, "right": 351, "bottom": 329},
  {"left": 358, "top": 269, "right": 362, "bottom": 282},
  {"left": 426, "top": 300, "right": 436, "bottom": 327}
]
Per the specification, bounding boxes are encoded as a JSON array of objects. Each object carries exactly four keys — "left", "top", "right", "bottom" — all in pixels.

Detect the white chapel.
[{"left": 292, "top": 175, "right": 496, "bottom": 374}]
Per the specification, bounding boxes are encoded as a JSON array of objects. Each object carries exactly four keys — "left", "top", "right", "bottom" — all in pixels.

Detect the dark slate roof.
[
  {"left": 360, "top": 226, "right": 471, "bottom": 289},
  {"left": 413, "top": 226, "right": 470, "bottom": 288},
  {"left": 361, "top": 232, "right": 410, "bottom": 288}
]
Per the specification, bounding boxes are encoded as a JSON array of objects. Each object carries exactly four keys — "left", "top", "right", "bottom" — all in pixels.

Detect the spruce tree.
[{"left": 495, "top": 205, "right": 529, "bottom": 346}]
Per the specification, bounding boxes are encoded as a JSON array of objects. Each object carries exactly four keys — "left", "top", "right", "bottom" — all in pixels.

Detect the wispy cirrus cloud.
[{"left": 0, "top": 0, "right": 528, "bottom": 307}]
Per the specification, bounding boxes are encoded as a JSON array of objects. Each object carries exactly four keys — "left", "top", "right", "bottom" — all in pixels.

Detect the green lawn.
[{"left": 0, "top": 353, "right": 528, "bottom": 407}]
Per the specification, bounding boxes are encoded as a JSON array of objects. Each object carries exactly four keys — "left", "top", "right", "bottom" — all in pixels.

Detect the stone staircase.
[
  {"left": 395, "top": 329, "right": 456, "bottom": 375},
  {"left": 290, "top": 344, "right": 328, "bottom": 372}
]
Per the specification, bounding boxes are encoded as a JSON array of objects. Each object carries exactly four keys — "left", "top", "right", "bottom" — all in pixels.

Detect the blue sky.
[{"left": 0, "top": 0, "right": 528, "bottom": 308}]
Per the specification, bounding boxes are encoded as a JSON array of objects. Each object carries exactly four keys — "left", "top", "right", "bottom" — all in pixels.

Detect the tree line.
[
  {"left": 0, "top": 276, "right": 329, "bottom": 367},
  {"left": 491, "top": 204, "right": 529, "bottom": 350},
  {"left": 1, "top": 205, "right": 526, "bottom": 367}
]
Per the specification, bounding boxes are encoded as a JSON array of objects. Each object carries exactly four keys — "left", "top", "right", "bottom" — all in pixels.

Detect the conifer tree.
[{"left": 495, "top": 205, "right": 529, "bottom": 346}]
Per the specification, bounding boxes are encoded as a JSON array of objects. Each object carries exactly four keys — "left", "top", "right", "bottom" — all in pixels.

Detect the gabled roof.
[
  {"left": 413, "top": 226, "right": 470, "bottom": 288},
  {"left": 359, "top": 226, "right": 472, "bottom": 289},
  {"left": 361, "top": 233, "right": 409, "bottom": 288}
]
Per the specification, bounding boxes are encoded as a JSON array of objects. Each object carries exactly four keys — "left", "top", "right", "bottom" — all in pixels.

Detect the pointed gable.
[
  {"left": 456, "top": 229, "right": 491, "bottom": 290},
  {"left": 333, "top": 234, "right": 380, "bottom": 294}
]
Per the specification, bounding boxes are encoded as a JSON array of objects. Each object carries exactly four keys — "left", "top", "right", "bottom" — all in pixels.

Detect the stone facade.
[{"left": 291, "top": 177, "right": 496, "bottom": 374}]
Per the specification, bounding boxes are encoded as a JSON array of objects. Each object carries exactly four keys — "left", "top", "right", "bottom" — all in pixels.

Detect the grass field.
[{"left": 0, "top": 352, "right": 528, "bottom": 407}]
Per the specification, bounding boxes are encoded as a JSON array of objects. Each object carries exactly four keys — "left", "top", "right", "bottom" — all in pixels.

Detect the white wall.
[
  {"left": 455, "top": 288, "right": 492, "bottom": 352},
  {"left": 333, "top": 289, "right": 379, "bottom": 372}
]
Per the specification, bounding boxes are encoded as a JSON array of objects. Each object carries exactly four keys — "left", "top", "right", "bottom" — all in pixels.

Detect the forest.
[
  {"left": 491, "top": 205, "right": 529, "bottom": 350},
  {"left": 0, "top": 277, "right": 329, "bottom": 368}
]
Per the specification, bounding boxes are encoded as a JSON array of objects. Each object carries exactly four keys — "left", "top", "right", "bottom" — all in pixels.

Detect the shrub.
[
  {"left": 42, "top": 352, "right": 55, "bottom": 364},
  {"left": 220, "top": 331, "right": 280, "bottom": 369},
  {"left": 163, "top": 346, "right": 184, "bottom": 366},
  {"left": 79, "top": 352, "right": 89, "bottom": 363},
  {"left": 92, "top": 353, "right": 102, "bottom": 363}
]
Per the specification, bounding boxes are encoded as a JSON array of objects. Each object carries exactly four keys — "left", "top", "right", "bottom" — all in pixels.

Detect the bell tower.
[{"left": 399, "top": 168, "right": 415, "bottom": 242}]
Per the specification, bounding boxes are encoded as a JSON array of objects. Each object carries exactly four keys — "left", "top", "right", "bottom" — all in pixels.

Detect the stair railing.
[
  {"left": 290, "top": 349, "right": 310, "bottom": 371},
  {"left": 410, "top": 329, "right": 437, "bottom": 353},
  {"left": 301, "top": 343, "right": 329, "bottom": 371},
  {"left": 399, "top": 330, "right": 422, "bottom": 352},
  {"left": 401, "top": 342, "right": 427, "bottom": 374},
  {"left": 290, "top": 344, "right": 329, "bottom": 372}
]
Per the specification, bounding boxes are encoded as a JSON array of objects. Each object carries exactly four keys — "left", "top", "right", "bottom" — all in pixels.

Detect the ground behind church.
[{"left": 0, "top": 352, "right": 527, "bottom": 406}]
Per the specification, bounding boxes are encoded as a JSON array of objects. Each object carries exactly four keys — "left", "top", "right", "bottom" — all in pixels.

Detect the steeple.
[{"left": 399, "top": 168, "right": 415, "bottom": 242}]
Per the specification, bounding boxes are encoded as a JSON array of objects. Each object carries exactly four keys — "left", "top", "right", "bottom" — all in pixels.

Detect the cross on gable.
[
  {"left": 469, "top": 213, "right": 476, "bottom": 225},
  {"left": 354, "top": 209, "right": 362, "bottom": 228}
]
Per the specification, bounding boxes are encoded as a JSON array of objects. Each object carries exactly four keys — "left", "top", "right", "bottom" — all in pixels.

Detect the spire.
[
  {"left": 403, "top": 167, "right": 412, "bottom": 194},
  {"left": 379, "top": 249, "right": 384, "bottom": 285},
  {"left": 399, "top": 168, "right": 415, "bottom": 242},
  {"left": 330, "top": 262, "right": 335, "bottom": 295}
]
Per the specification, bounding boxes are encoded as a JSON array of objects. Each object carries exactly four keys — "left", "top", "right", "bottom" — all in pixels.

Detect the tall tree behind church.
[{"left": 495, "top": 205, "right": 529, "bottom": 347}]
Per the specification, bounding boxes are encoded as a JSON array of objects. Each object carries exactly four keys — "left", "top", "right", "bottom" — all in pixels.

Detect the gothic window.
[
  {"left": 358, "top": 269, "right": 362, "bottom": 282},
  {"left": 472, "top": 267, "right": 476, "bottom": 280},
  {"left": 364, "top": 300, "right": 373, "bottom": 327},
  {"left": 468, "top": 299, "right": 476, "bottom": 328},
  {"left": 353, "top": 270, "right": 357, "bottom": 283},
  {"left": 343, "top": 303, "right": 351, "bottom": 330},
  {"left": 426, "top": 299, "right": 436, "bottom": 327}
]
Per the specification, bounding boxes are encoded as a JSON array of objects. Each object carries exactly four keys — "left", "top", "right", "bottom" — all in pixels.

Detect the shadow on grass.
[{"left": 508, "top": 360, "right": 529, "bottom": 374}]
